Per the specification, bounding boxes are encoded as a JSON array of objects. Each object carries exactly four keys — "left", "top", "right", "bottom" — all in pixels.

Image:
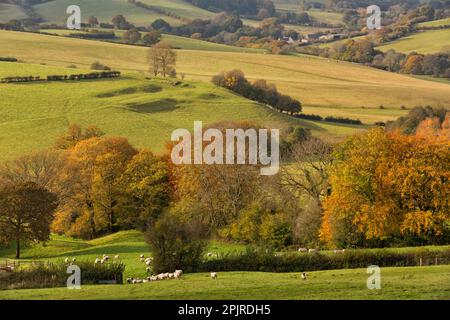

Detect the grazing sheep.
[
  {"left": 150, "top": 276, "right": 158, "bottom": 282},
  {"left": 308, "top": 249, "right": 318, "bottom": 253},
  {"left": 174, "top": 270, "right": 183, "bottom": 278},
  {"left": 64, "top": 258, "right": 69, "bottom": 263},
  {"left": 145, "top": 260, "right": 152, "bottom": 266},
  {"left": 169, "top": 273, "right": 174, "bottom": 279},
  {"left": 207, "top": 252, "right": 213, "bottom": 257},
  {"left": 146, "top": 267, "right": 151, "bottom": 273},
  {"left": 72, "top": 258, "right": 76, "bottom": 262},
  {"left": 114, "top": 255, "right": 120, "bottom": 260},
  {"left": 140, "top": 254, "right": 145, "bottom": 259},
  {"left": 94, "top": 258, "right": 101, "bottom": 264},
  {"left": 140, "top": 258, "right": 145, "bottom": 263},
  {"left": 211, "top": 272, "right": 218, "bottom": 280},
  {"left": 301, "top": 272, "right": 307, "bottom": 281},
  {"left": 103, "top": 255, "right": 109, "bottom": 261},
  {"left": 298, "top": 248, "right": 308, "bottom": 253},
  {"left": 126, "top": 278, "right": 134, "bottom": 284},
  {"left": 334, "top": 249, "right": 345, "bottom": 254}
]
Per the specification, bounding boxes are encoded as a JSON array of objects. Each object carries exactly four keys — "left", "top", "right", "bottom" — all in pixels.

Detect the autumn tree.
[
  {"left": 116, "top": 149, "right": 171, "bottom": 230},
  {"left": 54, "top": 137, "right": 137, "bottom": 238},
  {"left": 0, "top": 182, "right": 58, "bottom": 259},
  {"left": 320, "top": 128, "right": 450, "bottom": 247},
  {"left": 148, "top": 41, "right": 177, "bottom": 77},
  {"left": 55, "top": 124, "right": 104, "bottom": 150},
  {"left": 123, "top": 28, "right": 141, "bottom": 44},
  {"left": 87, "top": 16, "right": 98, "bottom": 26}
]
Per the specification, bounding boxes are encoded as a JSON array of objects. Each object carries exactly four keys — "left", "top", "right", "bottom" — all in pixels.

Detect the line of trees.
[
  {"left": 1, "top": 71, "right": 121, "bottom": 83},
  {"left": 212, "top": 69, "right": 302, "bottom": 114}
]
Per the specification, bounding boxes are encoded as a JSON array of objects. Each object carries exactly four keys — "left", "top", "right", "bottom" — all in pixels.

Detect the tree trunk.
[{"left": 15, "top": 238, "right": 20, "bottom": 259}]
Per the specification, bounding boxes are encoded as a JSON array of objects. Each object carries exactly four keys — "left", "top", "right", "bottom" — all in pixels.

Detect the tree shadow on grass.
[{"left": 124, "top": 98, "right": 178, "bottom": 114}]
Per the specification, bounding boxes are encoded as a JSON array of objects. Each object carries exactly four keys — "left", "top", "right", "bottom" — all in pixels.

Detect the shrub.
[
  {"left": 0, "top": 57, "right": 18, "bottom": 62},
  {"left": 145, "top": 213, "right": 208, "bottom": 273},
  {"left": 0, "top": 260, "right": 125, "bottom": 290},
  {"left": 90, "top": 61, "right": 111, "bottom": 71},
  {"left": 199, "top": 248, "right": 450, "bottom": 273}
]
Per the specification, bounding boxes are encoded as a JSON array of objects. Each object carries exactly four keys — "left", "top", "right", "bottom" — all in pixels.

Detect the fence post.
[
  {"left": 419, "top": 257, "right": 422, "bottom": 267},
  {"left": 435, "top": 256, "right": 438, "bottom": 266}
]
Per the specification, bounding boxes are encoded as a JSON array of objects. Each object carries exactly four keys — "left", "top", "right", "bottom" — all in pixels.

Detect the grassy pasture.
[
  {"left": 42, "top": 29, "right": 264, "bottom": 53},
  {"left": 417, "top": 18, "right": 450, "bottom": 28},
  {"left": 0, "top": 231, "right": 449, "bottom": 300},
  {"left": 2, "top": 62, "right": 328, "bottom": 160},
  {"left": 2, "top": 31, "right": 449, "bottom": 124},
  {"left": 377, "top": 29, "right": 450, "bottom": 54},
  {"left": 0, "top": 3, "right": 27, "bottom": 22},
  {"left": 33, "top": 0, "right": 181, "bottom": 26},
  {"left": 1, "top": 266, "right": 449, "bottom": 300}
]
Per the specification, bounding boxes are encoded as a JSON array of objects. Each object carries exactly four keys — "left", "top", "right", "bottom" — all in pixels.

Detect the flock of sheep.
[
  {"left": 62, "top": 249, "right": 347, "bottom": 284},
  {"left": 125, "top": 254, "right": 220, "bottom": 284}
]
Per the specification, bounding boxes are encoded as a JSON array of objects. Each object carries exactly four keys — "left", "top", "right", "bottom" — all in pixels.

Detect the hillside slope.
[{"left": 1, "top": 30, "right": 449, "bottom": 124}]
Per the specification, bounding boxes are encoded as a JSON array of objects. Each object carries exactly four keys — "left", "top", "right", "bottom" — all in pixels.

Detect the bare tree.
[
  {"left": 148, "top": 41, "right": 177, "bottom": 77},
  {"left": 281, "top": 137, "right": 334, "bottom": 202}
]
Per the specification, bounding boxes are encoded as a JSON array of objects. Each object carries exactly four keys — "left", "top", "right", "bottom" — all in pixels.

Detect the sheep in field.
[{"left": 211, "top": 272, "right": 218, "bottom": 280}]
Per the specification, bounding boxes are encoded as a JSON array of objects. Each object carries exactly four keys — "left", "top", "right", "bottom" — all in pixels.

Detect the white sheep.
[
  {"left": 334, "top": 249, "right": 345, "bottom": 254},
  {"left": 64, "top": 258, "right": 69, "bottom": 263},
  {"left": 140, "top": 258, "right": 145, "bottom": 263},
  {"left": 72, "top": 258, "right": 77, "bottom": 262},
  {"left": 298, "top": 248, "right": 308, "bottom": 253},
  {"left": 114, "top": 255, "right": 120, "bottom": 260},
  {"left": 140, "top": 254, "right": 145, "bottom": 259},
  {"left": 103, "top": 255, "right": 109, "bottom": 261},
  {"left": 211, "top": 272, "right": 218, "bottom": 280},
  {"left": 146, "top": 267, "right": 151, "bottom": 273},
  {"left": 94, "top": 258, "right": 101, "bottom": 264},
  {"left": 301, "top": 272, "right": 307, "bottom": 281},
  {"left": 308, "top": 249, "right": 318, "bottom": 253},
  {"left": 207, "top": 252, "right": 213, "bottom": 257},
  {"left": 126, "top": 278, "right": 134, "bottom": 284}
]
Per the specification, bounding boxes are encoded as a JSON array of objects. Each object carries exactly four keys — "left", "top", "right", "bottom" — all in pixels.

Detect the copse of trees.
[
  {"left": 386, "top": 106, "right": 449, "bottom": 134},
  {"left": 321, "top": 126, "right": 450, "bottom": 248},
  {"left": 212, "top": 70, "right": 302, "bottom": 114},
  {"left": 299, "top": 39, "right": 450, "bottom": 78}
]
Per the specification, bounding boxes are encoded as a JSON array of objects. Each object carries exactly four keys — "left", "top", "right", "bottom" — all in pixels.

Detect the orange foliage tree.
[{"left": 320, "top": 128, "right": 450, "bottom": 247}]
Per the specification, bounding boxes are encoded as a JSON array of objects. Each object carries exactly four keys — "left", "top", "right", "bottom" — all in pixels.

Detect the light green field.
[
  {"left": 2, "top": 61, "right": 335, "bottom": 160},
  {"left": 377, "top": 29, "right": 450, "bottom": 54},
  {"left": 0, "top": 231, "right": 449, "bottom": 300},
  {"left": 1, "top": 266, "right": 449, "bottom": 300},
  {"left": 42, "top": 29, "right": 264, "bottom": 53},
  {"left": 2, "top": 31, "right": 449, "bottom": 125},
  {"left": 417, "top": 18, "right": 450, "bottom": 28},
  {"left": 0, "top": 3, "right": 27, "bottom": 22},
  {"left": 34, "top": 0, "right": 181, "bottom": 26}
]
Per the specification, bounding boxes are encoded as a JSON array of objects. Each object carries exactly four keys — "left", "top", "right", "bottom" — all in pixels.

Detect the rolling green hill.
[
  {"left": 1, "top": 61, "right": 325, "bottom": 160},
  {"left": 417, "top": 17, "right": 450, "bottom": 28},
  {"left": 0, "top": 0, "right": 215, "bottom": 26},
  {"left": 0, "top": 2, "right": 27, "bottom": 21},
  {"left": 2, "top": 30, "right": 449, "bottom": 126},
  {"left": 42, "top": 29, "right": 264, "bottom": 53},
  {"left": 377, "top": 29, "right": 450, "bottom": 54}
]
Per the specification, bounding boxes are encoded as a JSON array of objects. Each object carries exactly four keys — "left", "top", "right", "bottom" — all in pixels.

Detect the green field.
[
  {"left": 377, "top": 29, "right": 450, "bottom": 54},
  {"left": 1, "top": 266, "right": 449, "bottom": 300},
  {"left": 0, "top": 2, "right": 27, "bottom": 22},
  {"left": 2, "top": 30, "right": 449, "bottom": 123},
  {"left": 417, "top": 18, "right": 450, "bottom": 28},
  {"left": 0, "top": 231, "right": 449, "bottom": 300},
  {"left": 2, "top": 61, "right": 330, "bottom": 161},
  {"left": 42, "top": 29, "right": 264, "bottom": 53},
  {"left": 0, "top": 0, "right": 215, "bottom": 25}
]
